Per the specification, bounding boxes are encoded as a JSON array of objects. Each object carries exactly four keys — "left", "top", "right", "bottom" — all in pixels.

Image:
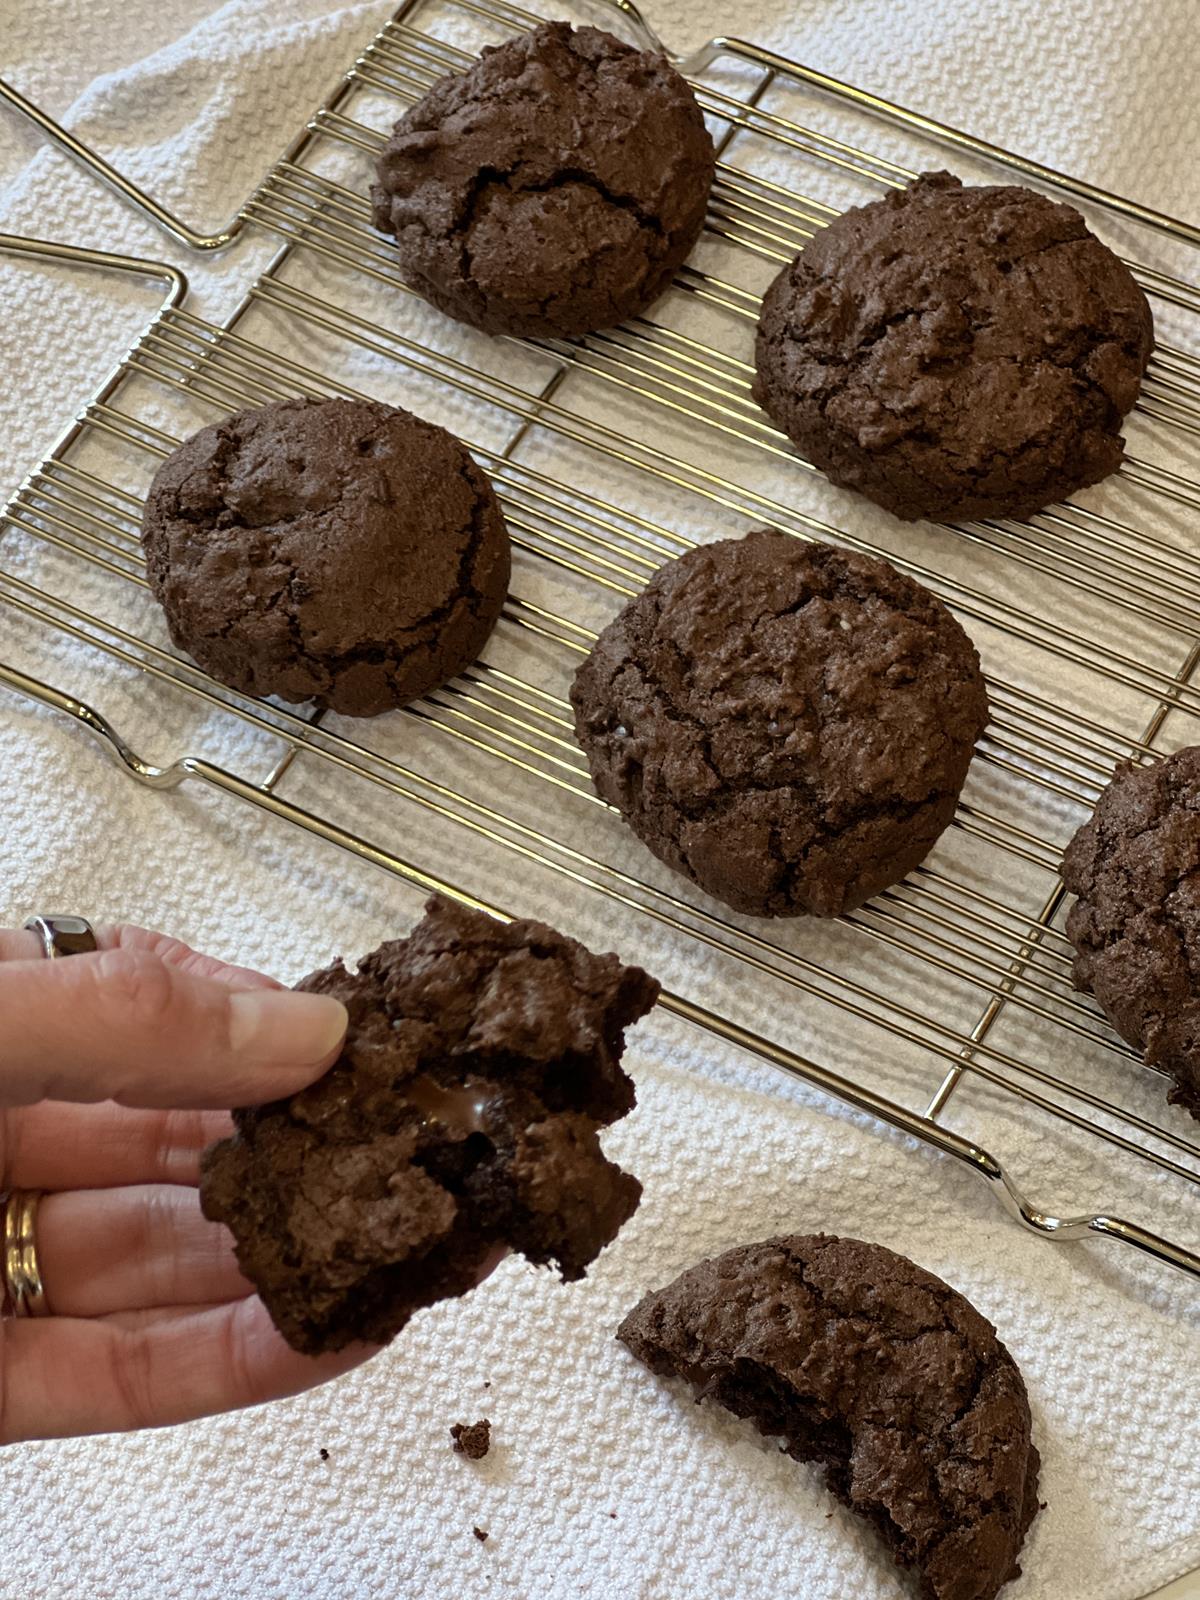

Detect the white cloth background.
[{"left": 1, "top": 3, "right": 1199, "bottom": 1598}]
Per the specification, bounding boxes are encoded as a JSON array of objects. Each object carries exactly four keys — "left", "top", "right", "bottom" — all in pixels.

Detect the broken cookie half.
[
  {"left": 619, "top": 1234, "right": 1040, "bottom": 1600},
  {"left": 201, "top": 896, "right": 659, "bottom": 1354}
]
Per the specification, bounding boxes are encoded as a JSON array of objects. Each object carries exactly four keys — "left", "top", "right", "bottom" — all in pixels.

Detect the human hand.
[{"left": 0, "top": 921, "right": 371, "bottom": 1444}]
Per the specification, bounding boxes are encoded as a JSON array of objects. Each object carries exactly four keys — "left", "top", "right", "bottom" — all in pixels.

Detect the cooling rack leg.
[
  {"left": 0, "top": 237, "right": 186, "bottom": 497},
  {"left": 260, "top": 709, "right": 328, "bottom": 792}
]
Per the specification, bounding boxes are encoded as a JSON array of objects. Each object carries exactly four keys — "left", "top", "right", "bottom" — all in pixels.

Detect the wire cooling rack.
[{"left": 4, "top": 0, "right": 1200, "bottom": 1284}]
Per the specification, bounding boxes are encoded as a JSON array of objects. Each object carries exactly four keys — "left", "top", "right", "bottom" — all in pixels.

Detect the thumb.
[{"left": 0, "top": 947, "right": 347, "bottom": 1109}]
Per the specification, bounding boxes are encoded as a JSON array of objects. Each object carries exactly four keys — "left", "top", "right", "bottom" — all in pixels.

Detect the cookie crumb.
[
  {"left": 473, "top": 1526, "right": 489, "bottom": 1543},
  {"left": 319, "top": 1448, "right": 330, "bottom": 1461},
  {"left": 451, "top": 1419, "right": 491, "bottom": 1460}
]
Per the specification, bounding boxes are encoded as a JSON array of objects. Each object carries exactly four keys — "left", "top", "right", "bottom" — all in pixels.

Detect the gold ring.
[{"left": 3, "top": 1190, "right": 49, "bottom": 1318}]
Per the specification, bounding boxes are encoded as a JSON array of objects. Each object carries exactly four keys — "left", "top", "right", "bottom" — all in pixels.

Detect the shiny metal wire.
[{"left": 3, "top": 0, "right": 1200, "bottom": 1282}]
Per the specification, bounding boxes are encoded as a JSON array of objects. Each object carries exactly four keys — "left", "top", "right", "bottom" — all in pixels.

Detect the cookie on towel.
[{"left": 619, "top": 1233, "right": 1041, "bottom": 1600}]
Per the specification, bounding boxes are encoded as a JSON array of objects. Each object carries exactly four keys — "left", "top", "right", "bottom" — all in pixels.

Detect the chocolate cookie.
[
  {"left": 1062, "top": 746, "right": 1200, "bottom": 1119},
  {"left": 619, "top": 1234, "right": 1041, "bottom": 1600},
  {"left": 569, "top": 531, "right": 989, "bottom": 918},
  {"left": 370, "top": 22, "right": 715, "bottom": 338},
  {"left": 200, "top": 897, "right": 659, "bottom": 1354},
  {"left": 141, "top": 396, "right": 510, "bottom": 716},
  {"left": 753, "top": 171, "right": 1153, "bottom": 523}
]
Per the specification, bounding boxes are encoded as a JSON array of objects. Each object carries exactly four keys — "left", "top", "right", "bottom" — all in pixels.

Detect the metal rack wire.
[{"left": 3, "top": 0, "right": 1200, "bottom": 1282}]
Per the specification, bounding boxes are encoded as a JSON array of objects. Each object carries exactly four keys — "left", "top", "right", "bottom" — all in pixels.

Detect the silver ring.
[{"left": 22, "top": 914, "right": 98, "bottom": 960}]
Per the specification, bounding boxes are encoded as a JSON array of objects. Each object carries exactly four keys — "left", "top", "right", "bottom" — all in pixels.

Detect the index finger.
[
  {"left": 0, "top": 944, "right": 347, "bottom": 1109},
  {"left": 0, "top": 924, "right": 280, "bottom": 991}
]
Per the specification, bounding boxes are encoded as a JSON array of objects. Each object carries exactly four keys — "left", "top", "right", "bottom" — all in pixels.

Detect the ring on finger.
[{"left": 2, "top": 1189, "right": 49, "bottom": 1318}]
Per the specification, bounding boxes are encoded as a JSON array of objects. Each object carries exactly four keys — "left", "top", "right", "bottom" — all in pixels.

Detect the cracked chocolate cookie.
[
  {"left": 141, "top": 396, "right": 510, "bottom": 716},
  {"left": 619, "top": 1234, "right": 1041, "bottom": 1600},
  {"left": 753, "top": 170, "right": 1153, "bottom": 523},
  {"left": 370, "top": 21, "right": 715, "bottom": 337},
  {"left": 569, "top": 531, "right": 989, "bottom": 918},
  {"left": 201, "top": 896, "right": 660, "bottom": 1354},
  {"left": 1062, "top": 746, "right": 1200, "bottom": 1119}
]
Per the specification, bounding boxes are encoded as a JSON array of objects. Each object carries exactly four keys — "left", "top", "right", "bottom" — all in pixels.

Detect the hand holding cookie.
[{"left": 0, "top": 923, "right": 374, "bottom": 1444}]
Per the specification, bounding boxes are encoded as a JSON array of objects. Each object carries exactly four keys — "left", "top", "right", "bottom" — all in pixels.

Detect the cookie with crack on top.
[
  {"left": 569, "top": 530, "right": 989, "bottom": 918},
  {"left": 618, "top": 1234, "right": 1041, "bottom": 1600},
  {"left": 1062, "top": 745, "right": 1200, "bottom": 1120},
  {"left": 753, "top": 171, "right": 1153, "bottom": 523},
  {"left": 140, "top": 396, "right": 510, "bottom": 716},
  {"left": 370, "top": 21, "right": 715, "bottom": 337}
]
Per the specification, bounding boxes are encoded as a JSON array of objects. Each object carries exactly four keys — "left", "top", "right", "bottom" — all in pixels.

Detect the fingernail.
[{"left": 228, "top": 990, "right": 349, "bottom": 1066}]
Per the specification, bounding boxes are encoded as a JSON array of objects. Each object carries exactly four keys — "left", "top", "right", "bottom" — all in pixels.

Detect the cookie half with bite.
[{"left": 619, "top": 1234, "right": 1041, "bottom": 1600}]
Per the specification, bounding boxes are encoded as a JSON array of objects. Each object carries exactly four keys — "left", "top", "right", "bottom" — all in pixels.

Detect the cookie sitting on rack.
[
  {"left": 619, "top": 1234, "right": 1041, "bottom": 1600},
  {"left": 201, "top": 895, "right": 659, "bottom": 1355},
  {"left": 140, "top": 395, "right": 510, "bottom": 717},
  {"left": 570, "top": 530, "right": 989, "bottom": 918},
  {"left": 1062, "top": 745, "right": 1200, "bottom": 1120},
  {"left": 754, "top": 171, "right": 1153, "bottom": 524},
  {"left": 370, "top": 21, "right": 715, "bottom": 338}
]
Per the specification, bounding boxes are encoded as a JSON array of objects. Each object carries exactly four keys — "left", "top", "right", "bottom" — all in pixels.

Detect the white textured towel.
[{"left": 2, "top": 3, "right": 1200, "bottom": 1599}]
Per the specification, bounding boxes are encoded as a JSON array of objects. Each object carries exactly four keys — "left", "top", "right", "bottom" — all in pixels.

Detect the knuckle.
[
  {"left": 131, "top": 1187, "right": 177, "bottom": 1300},
  {"left": 133, "top": 1186, "right": 229, "bottom": 1306},
  {"left": 109, "top": 1325, "right": 157, "bottom": 1432},
  {"left": 90, "top": 949, "right": 177, "bottom": 1031},
  {"left": 221, "top": 1304, "right": 261, "bottom": 1409},
  {"left": 150, "top": 1109, "right": 211, "bottom": 1183}
]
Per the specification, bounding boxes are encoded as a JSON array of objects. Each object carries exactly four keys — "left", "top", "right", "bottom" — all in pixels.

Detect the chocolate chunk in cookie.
[
  {"left": 1062, "top": 746, "right": 1200, "bottom": 1119},
  {"left": 753, "top": 171, "right": 1153, "bottom": 523},
  {"left": 141, "top": 396, "right": 510, "bottom": 716},
  {"left": 371, "top": 22, "right": 715, "bottom": 338},
  {"left": 619, "top": 1234, "right": 1041, "bottom": 1600},
  {"left": 200, "top": 897, "right": 659, "bottom": 1354},
  {"left": 569, "top": 530, "right": 989, "bottom": 918}
]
